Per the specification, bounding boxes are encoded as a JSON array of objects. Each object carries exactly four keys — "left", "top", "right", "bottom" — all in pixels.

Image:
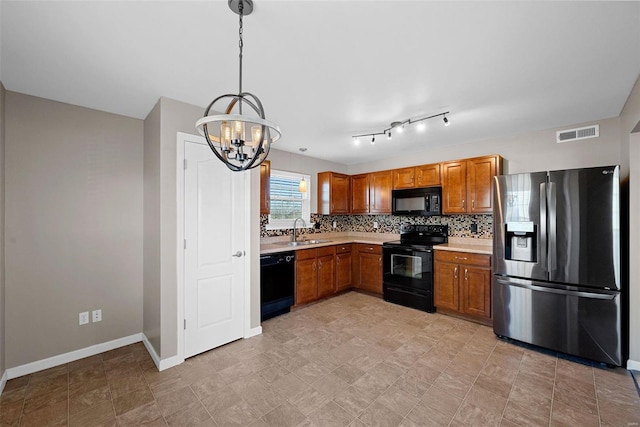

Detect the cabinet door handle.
[
  {"left": 454, "top": 266, "right": 458, "bottom": 279},
  {"left": 379, "top": 257, "right": 382, "bottom": 266},
  {"left": 313, "top": 261, "right": 316, "bottom": 271},
  {"left": 472, "top": 199, "right": 475, "bottom": 209},
  {"left": 464, "top": 268, "right": 468, "bottom": 280},
  {"left": 462, "top": 199, "right": 465, "bottom": 209},
  {"left": 318, "top": 260, "right": 323, "bottom": 269}
]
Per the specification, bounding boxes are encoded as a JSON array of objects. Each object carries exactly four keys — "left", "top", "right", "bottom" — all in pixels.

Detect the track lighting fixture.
[{"left": 352, "top": 111, "right": 450, "bottom": 144}]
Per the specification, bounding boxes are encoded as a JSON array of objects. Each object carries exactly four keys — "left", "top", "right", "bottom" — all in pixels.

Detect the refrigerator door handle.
[
  {"left": 539, "top": 182, "right": 548, "bottom": 273},
  {"left": 494, "top": 277, "right": 616, "bottom": 300},
  {"left": 548, "top": 181, "right": 557, "bottom": 273}
]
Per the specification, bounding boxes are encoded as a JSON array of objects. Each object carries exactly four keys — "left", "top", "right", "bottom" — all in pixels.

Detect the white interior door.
[{"left": 184, "top": 140, "right": 245, "bottom": 359}]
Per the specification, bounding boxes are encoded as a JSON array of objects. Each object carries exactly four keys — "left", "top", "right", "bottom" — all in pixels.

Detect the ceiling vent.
[{"left": 556, "top": 125, "right": 599, "bottom": 143}]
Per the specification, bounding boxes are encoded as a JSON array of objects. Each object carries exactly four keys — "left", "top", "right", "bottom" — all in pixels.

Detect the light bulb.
[
  {"left": 353, "top": 138, "right": 360, "bottom": 145},
  {"left": 299, "top": 178, "right": 307, "bottom": 193},
  {"left": 416, "top": 122, "right": 426, "bottom": 132},
  {"left": 397, "top": 125, "right": 404, "bottom": 134},
  {"left": 232, "top": 120, "right": 245, "bottom": 140},
  {"left": 250, "top": 125, "right": 262, "bottom": 146},
  {"left": 221, "top": 123, "right": 232, "bottom": 147}
]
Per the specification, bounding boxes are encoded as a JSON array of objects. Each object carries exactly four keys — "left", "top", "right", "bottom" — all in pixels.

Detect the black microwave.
[{"left": 392, "top": 187, "right": 442, "bottom": 216}]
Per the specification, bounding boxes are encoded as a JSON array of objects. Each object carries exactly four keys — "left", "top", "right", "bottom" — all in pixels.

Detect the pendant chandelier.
[{"left": 195, "top": 0, "right": 281, "bottom": 172}]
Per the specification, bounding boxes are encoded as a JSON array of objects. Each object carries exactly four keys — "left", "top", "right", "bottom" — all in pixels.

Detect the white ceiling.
[{"left": 2, "top": 1, "right": 639, "bottom": 165}]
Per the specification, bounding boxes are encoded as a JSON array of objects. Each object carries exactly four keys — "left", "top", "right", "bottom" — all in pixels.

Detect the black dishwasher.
[{"left": 260, "top": 251, "right": 295, "bottom": 321}]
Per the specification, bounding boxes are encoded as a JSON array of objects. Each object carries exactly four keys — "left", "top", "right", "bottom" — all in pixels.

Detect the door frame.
[{"left": 176, "top": 132, "right": 255, "bottom": 364}]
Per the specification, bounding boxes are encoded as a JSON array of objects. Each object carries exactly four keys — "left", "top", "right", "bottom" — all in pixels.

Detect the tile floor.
[{"left": 1, "top": 291, "right": 639, "bottom": 426}]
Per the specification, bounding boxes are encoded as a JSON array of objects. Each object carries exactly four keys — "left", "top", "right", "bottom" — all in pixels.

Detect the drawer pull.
[{"left": 455, "top": 256, "right": 468, "bottom": 260}]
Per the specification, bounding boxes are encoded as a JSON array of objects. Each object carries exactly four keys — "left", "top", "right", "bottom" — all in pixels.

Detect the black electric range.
[{"left": 382, "top": 224, "right": 448, "bottom": 312}]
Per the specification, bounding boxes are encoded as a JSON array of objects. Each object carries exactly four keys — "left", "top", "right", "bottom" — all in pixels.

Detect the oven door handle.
[{"left": 385, "top": 247, "right": 432, "bottom": 254}]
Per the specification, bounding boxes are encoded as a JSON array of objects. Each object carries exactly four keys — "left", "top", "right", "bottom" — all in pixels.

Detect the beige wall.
[
  {"left": 0, "top": 82, "right": 6, "bottom": 379},
  {"left": 143, "top": 100, "right": 162, "bottom": 356},
  {"left": 621, "top": 75, "right": 640, "bottom": 365},
  {"left": 348, "top": 116, "right": 622, "bottom": 176},
  {"left": 4, "top": 92, "right": 144, "bottom": 368},
  {"left": 267, "top": 149, "right": 348, "bottom": 213}
]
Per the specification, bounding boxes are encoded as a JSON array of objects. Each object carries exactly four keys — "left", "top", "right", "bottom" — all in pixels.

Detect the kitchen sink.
[{"left": 286, "top": 239, "right": 331, "bottom": 246}]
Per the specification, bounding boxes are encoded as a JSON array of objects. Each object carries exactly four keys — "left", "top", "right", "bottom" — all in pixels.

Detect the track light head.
[
  {"left": 387, "top": 131, "right": 392, "bottom": 140},
  {"left": 371, "top": 136, "right": 376, "bottom": 144},
  {"left": 443, "top": 116, "right": 450, "bottom": 126}
]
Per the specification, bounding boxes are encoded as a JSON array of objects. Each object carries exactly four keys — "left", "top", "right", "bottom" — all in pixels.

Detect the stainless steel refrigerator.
[{"left": 493, "top": 165, "right": 622, "bottom": 366}]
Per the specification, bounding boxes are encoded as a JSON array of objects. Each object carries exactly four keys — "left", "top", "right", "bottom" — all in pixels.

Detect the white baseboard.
[
  {"left": 6, "top": 333, "right": 143, "bottom": 380},
  {"left": 0, "top": 370, "right": 7, "bottom": 395},
  {"left": 245, "top": 325, "right": 262, "bottom": 339},
  {"left": 627, "top": 359, "right": 640, "bottom": 371},
  {"left": 141, "top": 334, "right": 183, "bottom": 372}
]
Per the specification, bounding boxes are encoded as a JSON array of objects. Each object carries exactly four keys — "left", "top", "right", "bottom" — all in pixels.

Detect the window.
[{"left": 267, "top": 169, "right": 311, "bottom": 229}]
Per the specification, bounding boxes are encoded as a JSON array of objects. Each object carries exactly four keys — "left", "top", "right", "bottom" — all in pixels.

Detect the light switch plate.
[{"left": 92, "top": 309, "right": 102, "bottom": 323}]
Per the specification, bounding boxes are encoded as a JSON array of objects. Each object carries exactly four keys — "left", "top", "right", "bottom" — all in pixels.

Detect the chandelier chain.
[{"left": 238, "top": 1, "right": 244, "bottom": 97}]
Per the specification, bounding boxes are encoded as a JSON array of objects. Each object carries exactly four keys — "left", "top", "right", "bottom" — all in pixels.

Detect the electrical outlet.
[
  {"left": 470, "top": 223, "right": 478, "bottom": 233},
  {"left": 332, "top": 221, "right": 337, "bottom": 229},
  {"left": 92, "top": 309, "right": 102, "bottom": 323},
  {"left": 373, "top": 221, "right": 379, "bottom": 229},
  {"left": 79, "top": 312, "right": 89, "bottom": 325}
]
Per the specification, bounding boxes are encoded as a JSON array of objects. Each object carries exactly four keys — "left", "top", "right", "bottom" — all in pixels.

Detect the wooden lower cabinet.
[
  {"left": 434, "top": 250, "right": 492, "bottom": 325},
  {"left": 353, "top": 244, "right": 383, "bottom": 294},
  {"left": 335, "top": 244, "right": 353, "bottom": 292},
  {"left": 295, "top": 246, "right": 335, "bottom": 306}
]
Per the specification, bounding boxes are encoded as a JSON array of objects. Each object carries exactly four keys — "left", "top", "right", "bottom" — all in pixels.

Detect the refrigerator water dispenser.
[{"left": 505, "top": 222, "right": 536, "bottom": 262}]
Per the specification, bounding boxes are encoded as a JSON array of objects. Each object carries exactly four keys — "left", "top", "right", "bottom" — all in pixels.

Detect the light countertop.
[
  {"left": 260, "top": 232, "right": 398, "bottom": 255},
  {"left": 261, "top": 233, "right": 493, "bottom": 255},
  {"left": 433, "top": 237, "right": 493, "bottom": 255}
]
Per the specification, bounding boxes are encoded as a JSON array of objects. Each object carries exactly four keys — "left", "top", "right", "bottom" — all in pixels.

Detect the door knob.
[{"left": 232, "top": 251, "right": 244, "bottom": 257}]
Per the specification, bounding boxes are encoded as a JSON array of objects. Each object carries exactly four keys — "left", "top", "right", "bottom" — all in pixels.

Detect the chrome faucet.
[{"left": 292, "top": 217, "right": 306, "bottom": 243}]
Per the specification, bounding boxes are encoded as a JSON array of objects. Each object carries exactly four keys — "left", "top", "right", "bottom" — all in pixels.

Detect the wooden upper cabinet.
[
  {"left": 260, "top": 160, "right": 270, "bottom": 215},
  {"left": 350, "top": 174, "right": 370, "bottom": 214},
  {"left": 415, "top": 163, "right": 441, "bottom": 187},
  {"left": 369, "top": 171, "right": 392, "bottom": 214},
  {"left": 442, "top": 155, "right": 502, "bottom": 214},
  {"left": 317, "top": 172, "right": 350, "bottom": 215},
  {"left": 393, "top": 163, "right": 441, "bottom": 189},
  {"left": 442, "top": 160, "right": 467, "bottom": 214},
  {"left": 467, "top": 156, "right": 501, "bottom": 214},
  {"left": 392, "top": 167, "right": 415, "bottom": 189}
]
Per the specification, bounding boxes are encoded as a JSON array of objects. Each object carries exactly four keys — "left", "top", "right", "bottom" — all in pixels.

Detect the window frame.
[{"left": 266, "top": 169, "right": 312, "bottom": 230}]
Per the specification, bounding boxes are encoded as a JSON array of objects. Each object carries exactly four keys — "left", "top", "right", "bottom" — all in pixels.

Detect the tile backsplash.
[{"left": 260, "top": 214, "right": 493, "bottom": 239}]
